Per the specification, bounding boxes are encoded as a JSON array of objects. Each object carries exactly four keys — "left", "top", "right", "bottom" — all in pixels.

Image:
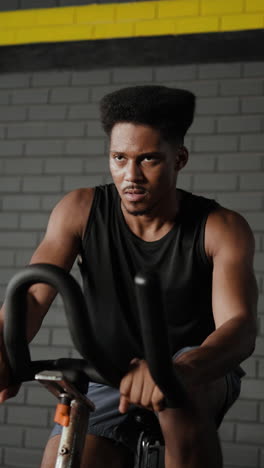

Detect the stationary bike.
[{"left": 3, "top": 264, "right": 188, "bottom": 468}]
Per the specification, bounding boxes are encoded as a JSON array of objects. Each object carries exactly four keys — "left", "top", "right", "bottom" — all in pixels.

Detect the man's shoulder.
[{"left": 205, "top": 206, "right": 254, "bottom": 258}]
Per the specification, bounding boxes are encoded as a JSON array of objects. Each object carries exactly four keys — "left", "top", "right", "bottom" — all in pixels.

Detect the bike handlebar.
[{"left": 3, "top": 264, "right": 187, "bottom": 407}]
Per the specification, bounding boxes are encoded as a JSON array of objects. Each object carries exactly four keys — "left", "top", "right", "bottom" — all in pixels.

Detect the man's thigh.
[{"left": 40, "top": 433, "right": 134, "bottom": 468}]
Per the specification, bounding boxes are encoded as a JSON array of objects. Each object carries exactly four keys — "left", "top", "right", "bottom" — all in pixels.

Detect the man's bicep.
[
  {"left": 208, "top": 210, "right": 258, "bottom": 330},
  {"left": 27, "top": 195, "right": 82, "bottom": 311}
]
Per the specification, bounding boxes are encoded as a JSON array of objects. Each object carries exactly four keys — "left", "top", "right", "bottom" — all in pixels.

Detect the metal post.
[{"left": 55, "top": 399, "right": 90, "bottom": 468}]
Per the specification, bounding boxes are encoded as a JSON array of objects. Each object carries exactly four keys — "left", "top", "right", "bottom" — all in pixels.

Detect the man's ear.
[{"left": 175, "top": 146, "right": 189, "bottom": 171}]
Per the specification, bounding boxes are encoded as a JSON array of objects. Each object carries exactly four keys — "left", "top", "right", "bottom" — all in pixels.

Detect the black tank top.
[{"left": 78, "top": 183, "right": 219, "bottom": 373}]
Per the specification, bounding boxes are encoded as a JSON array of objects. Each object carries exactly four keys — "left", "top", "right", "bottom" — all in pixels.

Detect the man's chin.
[{"left": 122, "top": 201, "right": 150, "bottom": 216}]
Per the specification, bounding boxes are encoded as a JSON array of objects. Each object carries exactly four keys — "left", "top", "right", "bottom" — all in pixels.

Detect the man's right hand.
[{"left": 0, "top": 341, "right": 20, "bottom": 403}]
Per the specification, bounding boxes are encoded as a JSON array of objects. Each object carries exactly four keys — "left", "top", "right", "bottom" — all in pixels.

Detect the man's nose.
[{"left": 125, "top": 161, "right": 143, "bottom": 181}]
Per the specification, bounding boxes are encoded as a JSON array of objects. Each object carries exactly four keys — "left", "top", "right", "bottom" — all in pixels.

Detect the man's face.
[{"left": 109, "top": 122, "right": 186, "bottom": 216}]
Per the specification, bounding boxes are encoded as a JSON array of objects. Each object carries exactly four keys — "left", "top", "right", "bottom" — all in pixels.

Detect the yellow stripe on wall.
[{"left": 0, "top": 0, "right": 263, "bottom": 46}]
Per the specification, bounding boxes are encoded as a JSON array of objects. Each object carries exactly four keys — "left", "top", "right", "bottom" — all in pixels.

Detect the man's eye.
[{"left": 114, "top": 155, "right": 124, "bottom": 161}]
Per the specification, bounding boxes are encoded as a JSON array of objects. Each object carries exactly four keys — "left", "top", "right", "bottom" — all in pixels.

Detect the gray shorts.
[{"left": 50, "top": 347, "right": 244, "bottom": 452}]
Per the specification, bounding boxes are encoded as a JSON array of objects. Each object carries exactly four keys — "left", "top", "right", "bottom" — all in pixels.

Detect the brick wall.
[{"left": 0, "top": 62, "right": 263, "bottom": 467}]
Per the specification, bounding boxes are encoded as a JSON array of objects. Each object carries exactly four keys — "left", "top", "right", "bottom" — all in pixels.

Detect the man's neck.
[{"left": 120, "top": 188, "right": 183, "bottom": 242}]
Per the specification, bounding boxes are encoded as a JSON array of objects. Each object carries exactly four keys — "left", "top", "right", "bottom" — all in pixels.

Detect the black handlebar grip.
[
  {"left": 134, "top": 271, "right": 188, "bottom": 407},
  {"left": 3, "top": 264, "right": 122, "bottom": 386}
]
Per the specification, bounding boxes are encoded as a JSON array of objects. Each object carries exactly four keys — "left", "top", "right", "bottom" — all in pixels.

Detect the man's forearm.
[
  {"left": 0, "top": 292, "right": 49, "bottom": 345},
  {"left": 173, "top": 316, "right": 256, "bottom": 388}
]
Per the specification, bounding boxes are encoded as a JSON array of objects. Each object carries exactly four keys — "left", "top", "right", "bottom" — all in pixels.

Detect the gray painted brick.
[
  {"left": 0, "top": 213, "right": 19, "bottom": 229},
  {"left": 217, "top": 154, "right": 262, "bottom": 171},
  {"left": 25, "top": 139, "right": 64, "bottom": 156},
  {"left": 217, "top": 193, "right": 263, "bottom": 212},
  {"left": 11, "top": 89, "right": 49, "bottom": 104},
  {"left": 225, "top": 400, "right": 258, "bottom": 422},
  {"left": 112, "top": 67, "right": 153, "bottom": 83},
  {"left": 257, "top": 294, "right": 264, "bottom": 313},
  {"left": 241, "top": 357, "right": 257, "bottom": 378},
  {"left": 26, "top": 386, "right": 58, "bottom": 407},
  {"left": 51, "top": 328, "right": 72, "bottom": 346},
  {"left": 236, "top": 423, "right": 264, "bottom": 445},
  {"left": 162, "top": 80, "right": 218, "bottom": 97},
  {"left": 45, "top": 158, "right": 83, "bottom": 174},
  {"left": 72, "top": 70, "right": 111, "bottom": 86},
  {"left": 193, "top": 174, "right": 237, "bottom": 191},
  {"left": 242, "top": 97, "right": 264, "bottom": 114},
  {"left": 65, "top": 138, "right": 105, "bottom": 155},
  {"left": 50, "top": 87, "right": 90, "bottom": 103},
  {"left": 217, "top": 116, "right": 261, "bottom": 134},
  {"left": 91, "top": 84, "right": 128, "bottom": 102},
  {"left": 63, "top": 175, "right": 104, "bottom": 191},
  {"left": 260, "top": 402, "right": 264, "bottom": 422},
  {"left": 184, "top": 155, "right": 215, "bottom": 172},
  {"left": 15, "top": 250, "right": 34, "bottom": 266},
  {"left": 240, "top": 173, "right": 264, "bottom": 190},
  {"left": 196, "top": 97, "right": 239, "bottom": 115},
  {"left": 258, "top": 360, "right": 264, "bottom": 378},
  {"left": 30, "top": 328, "right": 50, "bottom": 346},
  {"left": 198, "top": 63, "right": 241, "bottom": 79},
  {"left": 68, "top": 104, "right": 100, "bottom": 120},
  {"left": 7, "top": 123, "right": 46, "bottom": 139},
  {"left": 244, "top": 213, "right": 264, "bottom": 231},
  {"left": 0, "top": 91, "right": 9, "bottom": 105},
  {"left": 254, "top": 252, "right": 264, "bottom": 272},
  {"left": 255, "top": 336, "right": 264, "bottom": 355},
  {"left": 222, "top": 443, "right": 258, "bottom": 467},
  {"left": 0, "top": 141, "right": 23, "bottom": 156},
  {"left": 0, "top": 426, "right": 23, "bottom": 446},
  {"left": 0, "top": 177, "right": 20, "bottom": 192},
  {"left": 40, "top": 194, "right": 62, "bottom": 211},
  {"left": 0, "top": 406, "right": 5, "bottom": 423},
  {"left": 0, "top": 250, "right": 14, "bottom": 266},
  {"left": 46, "top": 122, "right": 85, "bottom": 138},
  {"left": 4, "top": 447, "right": 43, "bottom": 467},
  {"left": 155, "top": 65, "right": 197, "bottom": 81},
  {"left": 240, "top": 134, "right": 264, "bottom": 152},
  {"left": 32, "top": 72, "right": 71, "bottom": 87},
  {"left": 30, "top": 345, "right": 71, "bottom": 361},
  {"left": 2, "top": 195, "right": 40, "bottom": 211},
  {"left": 194, "top": 135, "right": 238, "bottom": 152},
  {"left": 87, "top": 121, "right": 105, "bottom": 137},
  {"left": 0, "top": 73, "right": 30, "bottom": 88},
  {"left": 176, "top": 174, "right": 192, "bottom": 191},
  {"left": 0, "top": 125, "right": 5, "bottom": 138},
  {"left": 4, "top": 158, "right": 43, "bottom": 174},
  {"left": 7, "top": 406, "right": 48, "bottom": 426},
  {"left": 188, "top": 117, "right": 215, "bottom": 134},
  {"left": 28, "top": 105, "right": 67, "bottom": 121},
  {"left": 22, "top": 177, "right": 61, "bottom": 193},
  {"left": 25, "top": 427, "right": 50, "bottom": 448},
  {"left": 0, "top": 232, "right": 37, "bottom": 248},
  {"left": 41, "top": 307, "right": 67, "bottom": 327},
  {"left": 20, "top": 213, "right": 50, "bottom": 230},
  {"left": 240, "top": 378, "right": 264, "bottom": 400},
  {"left": 219, "top": 422, "right": 235, "bottom": 441},
  {"left": 220, "top": 79, "right": 262, "bottom": 96},
  {"left": 0, "top": 106, "right": 27, "bottom": 121},
  {"left": 84, "top": 157, "right": 109, "bottom": 173},
  {"left": 243, "top": 62, "right": 264, "bottom": 77}
]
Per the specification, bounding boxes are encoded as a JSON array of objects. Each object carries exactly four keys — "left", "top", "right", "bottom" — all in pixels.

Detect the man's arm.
[
  {"left": 0, "top": 188, "right": 94, "bottom": 399},
  {"left": 173, "top": 208, "right": 258, "bottom": 387}
]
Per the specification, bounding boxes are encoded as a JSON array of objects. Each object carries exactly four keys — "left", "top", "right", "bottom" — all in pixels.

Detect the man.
[{"left": 0, "top": 85, "right": 257, "bottom": 468}]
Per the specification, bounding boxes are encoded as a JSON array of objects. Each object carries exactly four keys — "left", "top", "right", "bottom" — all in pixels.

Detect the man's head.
[{"left": 100, "top": 85, "right": 195, "bottom": 217}]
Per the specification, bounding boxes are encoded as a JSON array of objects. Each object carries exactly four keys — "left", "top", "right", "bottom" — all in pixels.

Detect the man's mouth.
[{"left": 124, "top": 188, "right": 147, "bottom": 202}]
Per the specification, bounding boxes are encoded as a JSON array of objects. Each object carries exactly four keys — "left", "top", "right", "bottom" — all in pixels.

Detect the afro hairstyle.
[{"left": 100, "top": 85, "right": 195, "bottom": 144}]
